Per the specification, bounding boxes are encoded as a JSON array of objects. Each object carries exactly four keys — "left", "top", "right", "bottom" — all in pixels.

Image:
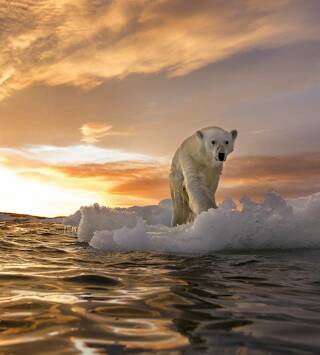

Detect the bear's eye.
[
  {"left": 225, "top": 140, "right": 229, "bottom": 145},
  {"left": 211, "top": 140, "right": 216, "bottom": 145}
]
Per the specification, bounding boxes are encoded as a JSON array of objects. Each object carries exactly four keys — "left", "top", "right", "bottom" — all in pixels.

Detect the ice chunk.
[
  {"left": 65, "top": 191, "right": 320, "bottom": 253},
  {"left": 77, "top": 203, "right": 138, "bottom": 242}
]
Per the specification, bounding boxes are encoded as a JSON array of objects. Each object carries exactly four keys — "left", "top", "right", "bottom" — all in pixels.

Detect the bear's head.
[{"left": 196, "top": 126, "right": 238, "bottom": 166}]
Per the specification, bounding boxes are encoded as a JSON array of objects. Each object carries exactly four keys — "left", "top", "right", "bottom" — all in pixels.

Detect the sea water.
[{"left": 0, "top": 191, "right": 320, "bottom": 353}]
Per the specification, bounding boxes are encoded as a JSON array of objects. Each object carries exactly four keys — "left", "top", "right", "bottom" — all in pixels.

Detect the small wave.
[
  {"left": 63, "top": 274, "right": 120, "bottom": 286},
  {"left": 64, "top": 191, "right": 320, "bottom": 254},
  {"left": 0, "top": 274, "right": 33, "bottom": 281}
]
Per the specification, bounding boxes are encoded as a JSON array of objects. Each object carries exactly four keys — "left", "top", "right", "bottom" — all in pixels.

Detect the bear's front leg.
[{"left": 185, "top": 177, "right": 215, "bottom": 216}]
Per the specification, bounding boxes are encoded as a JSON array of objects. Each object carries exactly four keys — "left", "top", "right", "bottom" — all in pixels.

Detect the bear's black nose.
[{"left": 218, "top": 152, "right": 225, "bottom": 161}]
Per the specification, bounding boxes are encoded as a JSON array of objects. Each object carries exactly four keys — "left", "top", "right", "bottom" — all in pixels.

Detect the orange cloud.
[
  {"left": 56, "top": 161, "right": 170, "bottom": 204},
  {"left": 80, "top": 122, "right": 113, "bottom": 143},
  {"left": 80, "top": 122, "right": 131, "bottom": 143},
  {"left": 0, "top": 0, "right": 318, "bottom": 99},
  {"left": 216, "top": 153, "right": 320, "bottom": 201},
  {"left": 1, "top": 148, "right": 320, "bottom": 210},
  {"left": 51, "top": 152, "right": 320, "bottom": 204}
]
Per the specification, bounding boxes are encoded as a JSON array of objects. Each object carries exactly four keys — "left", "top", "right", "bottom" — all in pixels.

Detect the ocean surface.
[{"left": 1, "top": 220, "right": 320, "bottom": 354}]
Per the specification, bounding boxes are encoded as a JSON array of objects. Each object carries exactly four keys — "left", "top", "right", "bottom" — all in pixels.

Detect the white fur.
[{"left": 169, "top": 126, "right": 237, "bottom": 226}]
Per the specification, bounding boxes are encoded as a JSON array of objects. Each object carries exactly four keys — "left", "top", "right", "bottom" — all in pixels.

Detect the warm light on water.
[{"left": 0, "top": 220, "right": 320, "bottom": 353}]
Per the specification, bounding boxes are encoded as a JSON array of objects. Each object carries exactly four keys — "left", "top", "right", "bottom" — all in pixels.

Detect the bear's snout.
[{"left": 218, "top": 152, "right": 225, "bottom": 161}]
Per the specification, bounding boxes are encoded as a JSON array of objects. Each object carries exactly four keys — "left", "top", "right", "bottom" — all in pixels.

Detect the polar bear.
[{"left": 169, "top": 126, "right": 238, "bottom": 226}]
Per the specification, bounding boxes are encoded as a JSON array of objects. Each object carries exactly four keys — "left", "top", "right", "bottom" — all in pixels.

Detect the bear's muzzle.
[{"left": 218, "top": 152, "right": 225, "bottom": 161}]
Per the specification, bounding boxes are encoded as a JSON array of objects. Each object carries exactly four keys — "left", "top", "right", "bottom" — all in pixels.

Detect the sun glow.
[{"left": 0, "top": 166, "right": 104, "bottom": 217}]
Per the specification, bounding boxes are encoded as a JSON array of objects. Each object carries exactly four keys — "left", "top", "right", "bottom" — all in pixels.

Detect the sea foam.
[{"left": 64, "top": 192, "right": 320, "bottom": 254}]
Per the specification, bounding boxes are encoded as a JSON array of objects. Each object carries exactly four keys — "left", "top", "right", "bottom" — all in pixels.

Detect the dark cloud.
[
  {"left": 52, "top": 152, "right": 320, "bottom": 203},
  {"left": 223, "top": 153, "right": 320, "bottom": 179},
  {"left": 217, "top": 152, "right": 320, "bottom": 200}
]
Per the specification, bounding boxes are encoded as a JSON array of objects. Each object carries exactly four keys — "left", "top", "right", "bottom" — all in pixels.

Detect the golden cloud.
[
  {"left": 80, "top": 122, "right": 113, "bottom": 143},
  {"left": 0, "top": 0, "right": 318, "bottom": 99},
  {"left": 56, "top": 161, "right": 170, "bottom": 203},
  {"left": 80, "top": 122, "right": 132, "bottom": 143},
  {"left": 33, "top": 152, "right": 320, "bottom": 204},
  {"left": 1, "top": 148, "right": 320, "bottom": 207}
]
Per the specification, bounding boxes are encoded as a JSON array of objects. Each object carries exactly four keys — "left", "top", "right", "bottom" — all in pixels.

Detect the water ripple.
[{"left": 0, "top": 221, "right": 319, "bottom": 353}]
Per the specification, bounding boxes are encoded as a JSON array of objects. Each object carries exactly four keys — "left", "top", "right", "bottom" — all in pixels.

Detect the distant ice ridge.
[{"left": 64, "top": 192, "right": 320, "bottom": 253}]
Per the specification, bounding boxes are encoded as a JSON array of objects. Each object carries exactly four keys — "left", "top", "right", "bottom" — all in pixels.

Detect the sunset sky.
[{"left": 0, "top": 0, "right": 320, "bottom": 216}]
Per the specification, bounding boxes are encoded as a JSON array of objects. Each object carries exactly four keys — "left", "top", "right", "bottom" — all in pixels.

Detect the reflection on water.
[{"left": 0, "top": 220, "right": 320, "bottom": 354}]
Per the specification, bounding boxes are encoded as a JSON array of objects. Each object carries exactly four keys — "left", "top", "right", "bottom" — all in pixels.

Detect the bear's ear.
[
  {"left": 196, "top": 130, "right": 204, "bottom": 140},
  {"left": 230, "top": 129, "right": 238, "bottom": 141}
]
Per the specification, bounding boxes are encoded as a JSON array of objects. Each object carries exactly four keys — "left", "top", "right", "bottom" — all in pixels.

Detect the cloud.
[
  {"left": 80, "top": 122, "right": 131, "bottom": 143},
  {"left": 54, "top": 151, "right": 320, "bottom": 203},
  {"left": 216, "top": 152, "right": 320, "bottom": 200},
  {"left": 0, "top": 145, "right": 169, "bottom": 205},
  {"left": 56, "top": 161, "right": 170, "bottom": 202},
  {"left": 1, "top": 144, "right": 320, "bottom": 207},
  {"left": 40, "top": 151, "right": 320, "bottom": 204},
  {"left": 0, "top": 0, "right": 319, "bottom": 99},
  {"left": 80, "top": 122, "right": 113, "bottom": 143},
  {"left": 0, "top": 144, "right": 153, "bottom": 165}
]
